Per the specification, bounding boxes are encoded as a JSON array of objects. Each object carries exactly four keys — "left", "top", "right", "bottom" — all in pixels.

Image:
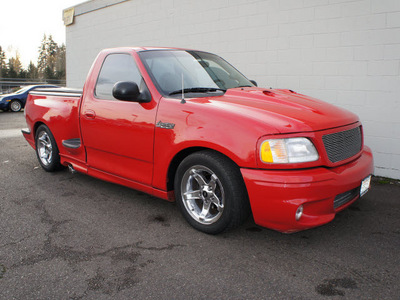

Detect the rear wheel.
[
  {"left": 35, "top": 125, "right": 62, "bottom": 172},
  {"left": 174, "top": 150, "right": 250, "bottom": 234},
  {"left": 9, "top": 100, "right": 22, "bottom": 112}
]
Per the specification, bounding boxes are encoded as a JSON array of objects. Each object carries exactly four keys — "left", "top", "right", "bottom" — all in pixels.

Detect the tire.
[
  {"left": 35, "top": 125, "right": 62, "bottom": 172},
  {"left": 174, "top": 150, "right": 250, "bottom": 234},
  {"left": 9, "top": 100, "right": 22, "bottom": 112}
]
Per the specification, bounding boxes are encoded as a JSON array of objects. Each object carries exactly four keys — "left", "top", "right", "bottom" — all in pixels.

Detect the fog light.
[{"left": 295, "top": 205, "right": 303, "bottom": 221}]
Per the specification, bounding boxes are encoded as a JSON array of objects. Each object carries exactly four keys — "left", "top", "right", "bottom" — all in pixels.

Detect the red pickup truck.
[{"left": 22, "top": 47, "right": 373, "bottom": 234}]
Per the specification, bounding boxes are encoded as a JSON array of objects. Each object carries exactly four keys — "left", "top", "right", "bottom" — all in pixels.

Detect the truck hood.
[{"left": 191, "top": 88, "right": 359, "bottom": 134}]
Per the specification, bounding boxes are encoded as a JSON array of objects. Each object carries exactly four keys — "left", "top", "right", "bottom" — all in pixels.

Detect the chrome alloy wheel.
[
  {"left": 37, "top": 131, "right": 53, "bottom": 166},
  {"left": 180, "top": 165, "right": 225, "bottom": 225}
]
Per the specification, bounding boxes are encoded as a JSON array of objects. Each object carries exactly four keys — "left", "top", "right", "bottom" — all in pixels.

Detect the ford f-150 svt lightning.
[{"left": 22, "top": 47, "right": 374, "bottom": 234}]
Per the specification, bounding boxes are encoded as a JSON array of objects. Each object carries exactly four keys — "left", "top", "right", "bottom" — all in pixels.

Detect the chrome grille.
[
  {"left": 334, "top": 188, "right": 359, "bottom": 209},
  {"left": 322, "top": 126, "right": 362, "bottom": 163}
]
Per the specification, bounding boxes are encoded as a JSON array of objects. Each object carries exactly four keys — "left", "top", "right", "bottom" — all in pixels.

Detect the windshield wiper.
[{"left": 169, "top": 87, "right": 226, "bottom": 96}]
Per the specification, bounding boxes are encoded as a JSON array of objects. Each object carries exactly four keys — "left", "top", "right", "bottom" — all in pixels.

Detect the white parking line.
[{"left": 0, "top": 129, "right": 22, "bottom": 139}]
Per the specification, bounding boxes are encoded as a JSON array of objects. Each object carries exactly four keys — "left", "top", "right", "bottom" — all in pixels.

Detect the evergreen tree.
[
  {"left": 37, "top": 34, "right": 65, "bottom": 80},
  {"left": 11, "top": 52, "right": 22, "bottom": 74},
  {"left": 27, "top": 61, "right": 39, "bottom": 79},
  {"left": 55, "top": 44, "right": 66, "bottom": 79},
  {"left": 0, "top": 46, "right": 7, "bottom": 78},
  {"left": 44, "top": 65, "right": 54, "bottom": 80},
  {"left": 18, "top": 69, "right": 28, "bottom": 79},
  {"left": 37, "top": 34, "right": 48, "bottom": 78},
  {"left": 7, "top": 58, "right": 17, "bottom": 79},
  {"left": 47, "top": 35, "right": 58, "bottom": 59},
  {"left": 47, "top": 35, "right": 58, "bottom": 78}
]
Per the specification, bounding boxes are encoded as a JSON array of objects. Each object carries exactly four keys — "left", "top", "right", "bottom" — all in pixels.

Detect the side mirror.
[
  {"left": 250, "top": 80, "right": 258, "bottom": 87},
  {"left": 112, "top": 81, "right": 140, "bottom": 101}
]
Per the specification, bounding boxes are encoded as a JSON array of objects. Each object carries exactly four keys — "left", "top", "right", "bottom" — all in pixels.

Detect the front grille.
[
  {"left": 322, "top": 126, "right": 362, "bottom": 163},
  {"left": 334, "top": 188, "right": 359, "bottom": 209}
]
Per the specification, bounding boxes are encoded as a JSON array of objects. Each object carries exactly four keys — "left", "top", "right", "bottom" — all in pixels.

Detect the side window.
[{"left": 95, "top": 54, "right": 143, "bottom": 100}]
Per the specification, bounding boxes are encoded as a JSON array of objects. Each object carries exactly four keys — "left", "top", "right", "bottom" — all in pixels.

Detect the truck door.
[{"left": 80, "top": 53, "right": 156, "bottom": 186}]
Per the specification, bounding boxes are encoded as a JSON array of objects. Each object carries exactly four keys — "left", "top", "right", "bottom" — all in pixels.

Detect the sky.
[{"left": 0, "top": 0, "right": 85, "bottom": 68}]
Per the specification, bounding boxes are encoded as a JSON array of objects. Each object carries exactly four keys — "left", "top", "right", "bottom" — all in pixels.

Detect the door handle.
[{"left": 84, "top": 110, "right": 96, "bottom": 119}]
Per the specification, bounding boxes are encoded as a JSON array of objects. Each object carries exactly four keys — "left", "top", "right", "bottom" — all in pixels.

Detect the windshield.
[
  {"left": 14, "top": 86, "right": 33, "bottom": 94},
  {"left": 139, "top": 50, "right": 254, "bottom": 96}
]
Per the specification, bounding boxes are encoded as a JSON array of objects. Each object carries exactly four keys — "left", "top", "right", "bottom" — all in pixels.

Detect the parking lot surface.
[{"left": 0, "top": 111, "right": 399, "bottom": 299}]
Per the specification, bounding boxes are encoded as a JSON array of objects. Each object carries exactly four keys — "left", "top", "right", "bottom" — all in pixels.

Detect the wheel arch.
[
  {"left": 33, "top": 121, "right": 46, "bottom": 137},
  {"left": 32, "top": 121, "right": 58, "bottom": 149},
  {"left": 166, "top": 146, "right": 247, "bottom": 193},
  {"left": 34, "top": 122, "right": 63, "bottom": 171}
]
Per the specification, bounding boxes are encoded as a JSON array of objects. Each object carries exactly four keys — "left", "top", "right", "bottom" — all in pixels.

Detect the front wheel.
[
  {"left": 35, "top": 125, "right": 62, "bottom": 172},
  {"left": 9, "top": 100, "right": 22, "bottom": 112},
  {"left": 174, "top": 150, "right": 250, "bottom": 234}
]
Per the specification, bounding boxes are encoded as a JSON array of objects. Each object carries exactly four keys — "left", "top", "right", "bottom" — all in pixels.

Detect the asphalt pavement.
[{"left": 0, "top": 111, "right": 399, "bottom": 299}]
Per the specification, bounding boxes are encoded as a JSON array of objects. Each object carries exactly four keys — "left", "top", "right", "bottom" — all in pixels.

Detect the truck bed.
[
  {"left": 24, "top": 87, "right": 85, "bottom": 170},
  {"left": 30, "top": 87, "right": 83, "bottom": 97}
]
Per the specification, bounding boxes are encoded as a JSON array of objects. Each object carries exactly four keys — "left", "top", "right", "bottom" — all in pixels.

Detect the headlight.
[{"left": 260, "top": 137, "right": 318, "bottom": 163}]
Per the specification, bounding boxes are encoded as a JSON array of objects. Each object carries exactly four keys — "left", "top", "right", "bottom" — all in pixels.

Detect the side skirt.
[{"left": 88, "top": 166, "right": 171, "bottom": 201}]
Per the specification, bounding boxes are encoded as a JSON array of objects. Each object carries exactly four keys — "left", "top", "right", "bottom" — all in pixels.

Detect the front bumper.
[
  {"left": 241, "top": 146, "right": 374, "bottom": 233},
  {"left": 0, "top": 101, "right": 9, "bottom": 109}
]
